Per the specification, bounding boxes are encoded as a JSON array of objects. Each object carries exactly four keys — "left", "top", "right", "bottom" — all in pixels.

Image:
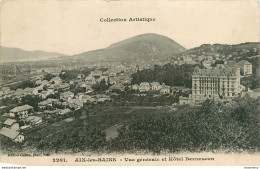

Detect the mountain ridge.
[{"left": 0, "top": 46, "right": 66, "bottom": 63}]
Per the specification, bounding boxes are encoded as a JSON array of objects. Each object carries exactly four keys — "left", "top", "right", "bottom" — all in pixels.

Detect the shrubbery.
[
  {"left": 107, "top": 96, "right": 260, "bottom": 153},
  {"left": 1, "top": 96, "right": 259, "bottom": 154}
]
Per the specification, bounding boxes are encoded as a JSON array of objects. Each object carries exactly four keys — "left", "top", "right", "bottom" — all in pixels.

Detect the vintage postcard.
[{"left": 0, "top": 0, "right": 259, "bottom": 167}]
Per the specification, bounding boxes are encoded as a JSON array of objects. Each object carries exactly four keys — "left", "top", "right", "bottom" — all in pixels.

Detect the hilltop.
[{"left": 69, "top": 33, "right": 186, "bottom": 62}]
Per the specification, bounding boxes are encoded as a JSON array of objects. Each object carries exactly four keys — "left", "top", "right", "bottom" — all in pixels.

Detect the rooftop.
[
  {"left": 4, "top": 119, "right": 17, "bottom": 126},
  {"left": 193, "top": 67, "right": 239, "bottom": 77},
  {"left": 238, "top": 60, "right": 252, "bottom": 65},
  {"left": 0, "top": 127, "right": 21, "bottom": 140},
  {"left": 26, "top": 116, "right": 42, "bottom": 123},
  {"left": 10, "top": 105, "right": 33, "bottom": 113}
]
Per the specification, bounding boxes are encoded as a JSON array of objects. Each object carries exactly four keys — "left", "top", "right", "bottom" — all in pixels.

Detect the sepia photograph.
[{"left": 0, "top": 0, "right": 259, "bottom": 167}]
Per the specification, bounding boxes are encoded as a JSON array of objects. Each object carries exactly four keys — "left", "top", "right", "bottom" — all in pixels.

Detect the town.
[{"left": 0, "top": 39, "right": 259, "bottom": 154}]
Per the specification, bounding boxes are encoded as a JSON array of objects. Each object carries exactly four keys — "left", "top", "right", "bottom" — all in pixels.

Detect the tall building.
[
  {"left": 180, "top": 66, "right": 241, "bottom": 105},
  {"left": 191, "top": 66, "right": 241, "bottom": 103},
  {"left": 237, "top": 60, "right": 252, "bottom": 75}
]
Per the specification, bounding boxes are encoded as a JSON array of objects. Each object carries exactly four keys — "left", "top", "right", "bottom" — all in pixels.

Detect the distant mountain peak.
[
  {"left": 70, "top": 33, "right": 186, "bottom": 62},
  {"left": 108, "top": 33, "right": 185, "bottom": 50}
]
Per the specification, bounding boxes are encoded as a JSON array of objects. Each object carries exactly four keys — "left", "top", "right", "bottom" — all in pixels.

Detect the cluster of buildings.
[
  {"left": 0, "top": 105, "right": 42, "bottom": 142},
  {"left": 131, "top": 82, "right": 172, "bottom": 94},
  {"left": 175, "top": 51, "right": 254, "bottom": 77},
  {"left": 0, "top": 76, "right": 69, "bottom": 100},
  {"left": 0, "top": 52, "right": 258, "bottom": 142}
]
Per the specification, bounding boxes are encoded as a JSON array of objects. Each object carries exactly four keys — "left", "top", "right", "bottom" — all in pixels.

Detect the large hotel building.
[{"left": 180, "top": 66, "right": 242, "bottom": 104}]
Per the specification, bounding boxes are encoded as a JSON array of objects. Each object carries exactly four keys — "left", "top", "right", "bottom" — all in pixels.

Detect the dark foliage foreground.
[
  {"left": 108, "top": 97, "right": 260, "bottom": 154},
  {"left": 1, "top": 96, "right": 259, "bottom": 154}
]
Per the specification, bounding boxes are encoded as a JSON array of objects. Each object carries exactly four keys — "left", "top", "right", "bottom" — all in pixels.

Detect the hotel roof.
[{"left": 193, "top": 67, "right": 239, "bottom": 77}]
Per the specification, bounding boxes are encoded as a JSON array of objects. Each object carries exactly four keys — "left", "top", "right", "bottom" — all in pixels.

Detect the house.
[
  {"left": 0, "top": 128, "right": 24, "bottom": 142},
  {"left": 40, "top": 90, "right": 54, "bottom": 99},
  {"left": 98, "top": 75, "right": 109, "bottom": 84},
  {"left": 44, "top": 109, "right": 61, "bottom": 114},
  {"left": 82, "top": 95, "right": 96, "bottom": 103},
  {"left": 151, "top": 82, "right": 162, "bottom": 91},
  {"left": 123, "top": 78, "right": 132, "bottom": 85},
  {"left": 131, "top": 84, "right": 139, "bottom": 90},
  {"left": 109, "top": 77, "right": 117, "bottom": 84},
  {"left": 32, "top": 87, "right": 40, "bottom": 95},
  {"left": 171, "top": 86, "right": 187, "bottom": 92},
  {"left": 91, "top": 70, "right": 103, "bottom": 77},
  {"left": 69, "top": 80, "right": 75, "bottom": 85},
  {"left": 58, "top": 83, "right": 70, "bottom": 91},
  {"left": 68, "top": 102, "right": 82, "bottom": 110},
  {"left": 38, "top": 99, "right": 53, "bottom": 109},
  {"left": 25, "top": 116, "right": 43, "bottom": 125},
  {"left": 14, "top": 89, "right": 26, "bottom": 97},
  {"left": 40, "top": 80, "right": 50, "bottom": 87},
  {"left": 108, "top": 70, "right": 117, "bottom": 77},
  {"left": 1, "top": 87, "right": 10, "bottom": 94},
  {"left": 47, "top": 88, "right": 55, "bottom": 93},
  {"left": 60, "top": 91, "right": 74, "bottom": 100},
  {"left": 10, "top": 105, "right": 33, "bottom": 119},
  {"left": 76, "top": 93, "right": 85, "bottom": 100},
  {"left": 31, "top": 75, "right": 43, "bottom": 81},
  {"left": 85, "top": 86, "right": 94, "bottom": 94},
  {"left": 202, "top": 59, "right": 212, "bottom": 69},
  {"left": 160, "top": 83, "right": 171, "bottom": 94},
  {"left": 35, "top": 79, "right": 42, "bottom": 86},
  {"left": 3, "top": 119, "right": 19, "bottom": 131},
  {"left": 95, "top": 94, "right": 111, "bottom": 102},
  {"left": 139, "top": 82, "right": 150, "bottom": 92},
  {"left": 108, "top": 84, "right": 125, "bottom": 92},
  {"left": 238, "top": 60, "right": 252, "bottom": 75},
  {"left": 59, "top": 108, "right": 71, "bottom": 115},
  {"left": 85, "top": 76, "right": 97, "bottom": 85},
  {"left": 179, "top": 96, "right": 190, "bottom": 105},
  {"left": 67, "top": 98, "right": 84, "bottom": 109},
  {"left": 24, "top": 88, "right": 34, "bottom": 95},
  {"left": 77, "top": 82, "right": 87, "bottom": 88},
  {"left": 241, "top": 88, "right": 260, "bottom": 99},
  {"left": 77, "top": 74, "right": 85, "bottom": 79},
  {"left": 50, "top": 76, "right": 62, "bottom": 84}
]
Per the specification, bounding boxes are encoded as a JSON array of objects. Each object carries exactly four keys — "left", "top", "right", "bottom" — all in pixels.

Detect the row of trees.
[
  {"left": 241, "top": 76, "right": 259, "bottom": 90},
  {"left": 112, "top": 93, "right": 180, "bottom": 106},
  {"left": 131, "top": 64, "right": 197, "bottom": 88}
]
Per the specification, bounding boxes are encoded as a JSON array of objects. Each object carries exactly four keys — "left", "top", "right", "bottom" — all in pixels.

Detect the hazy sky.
[{"left": 0, "top": 0, "right": 259, "bottom": 55}]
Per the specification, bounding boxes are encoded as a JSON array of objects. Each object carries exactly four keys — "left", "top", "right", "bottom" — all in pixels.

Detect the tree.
[
  {"left": 43, "top": 73, "right": 55, "bottom": 81},
  {"left": 21, "top": 95, "right": 43, "bottom": 111},
  {"left": 131, "top": 64, "right": 197, "bottom": 88},
  {"left": 92, "top": 79, "right": 110, "bottom": 92}
]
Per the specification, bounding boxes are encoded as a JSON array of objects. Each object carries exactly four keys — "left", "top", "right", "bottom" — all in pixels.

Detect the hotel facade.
[{"left": 180, "top": 66, "right": 242, "bottom": 104}]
